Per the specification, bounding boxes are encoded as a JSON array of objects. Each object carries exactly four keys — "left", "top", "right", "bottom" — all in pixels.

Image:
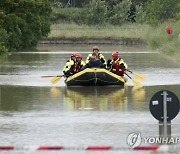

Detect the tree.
[
  {"left": 0, "top": 0, "right": 52, "bottom": 53},
  {"left": 0, "top": 28, "right": 8, "bottom": 54},
  {"left": 0, "top": 11, "right": 8, "bottom": 54},
  {"left": 134, "top": 4, "right": 146, "bottom": 23},
  {"left": 109, "top": 0, "right": 132, "bottom": 25},
  {"left": 86, "top": 0, "right": 108, "bottom": 25},
  {"left": 146, "top": 0, "right": 180, "bottom": 24},
  {"left": 131, "top": 0, "right": 150, "bottom": 5}
]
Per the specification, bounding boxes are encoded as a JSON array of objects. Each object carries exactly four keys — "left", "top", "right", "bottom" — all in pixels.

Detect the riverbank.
[
  {"left": 39, "top": 22, "right": 179, "bottom": 62},
  {"left": 39, "top": 23, "right": 147, "bottom": 46},
  {"left": 145, "top": 20, "right": 180, "bottom": 62},
  {"left": 39, "top": 37, "right": 146, "bottom": 46}
]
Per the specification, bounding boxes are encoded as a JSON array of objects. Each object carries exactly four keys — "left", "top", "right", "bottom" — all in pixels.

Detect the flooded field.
[{"left": 0, "top": 44, "right": 180, "bottom": 153}]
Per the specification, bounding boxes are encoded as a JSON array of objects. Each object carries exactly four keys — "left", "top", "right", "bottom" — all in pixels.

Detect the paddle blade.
[
  {"left": 133, "top": 72, "right": 145, "bottom": 81},
  {"left": 132, "top": 79, "right": 142, "bottom": 87},
  {"left": 51, "top": 77, "right": 61, "bottom": 84}
]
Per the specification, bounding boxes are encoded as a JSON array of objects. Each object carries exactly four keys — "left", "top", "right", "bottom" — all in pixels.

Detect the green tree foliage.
[
  {"left": 51, "top": 7, "right": 86, "bottom": 24},
  {"left": 146, "top": 0, "right": 180, "bottom": 24},
  {"left": 104, "top": 0, "right": 120, "bottom": 10},
  {"left": 131, "top": 0, "right": 149, "bottom": 5},
  {"left": 48, "top": 0, "right": 91, "bottom": 7},
  {"left": 86, "top": 0, "right": 108, "bottom": 25},
  {"left": 0, "top": 0, "right": 52, "bottom": 53},
  {"left": 85, "top": 0, "right": 132, "bottom": 25},
  {"left": 0, "top": 27, "right": 8, "bottom": 54},
  {"left": 109, "top": 0, "right": 132, "bottom": 25},
  {"left": 0, "top": 11, "right": 8, "bottom": 54},
  {"left": 128, "top": 0, "right": 149, "bottom": 22},
  {"left": 135, "top": 4, "right": 146, "bottom": 23}
]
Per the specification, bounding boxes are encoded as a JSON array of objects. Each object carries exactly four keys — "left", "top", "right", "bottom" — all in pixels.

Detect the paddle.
[
  {"left": 51, "top": 75, "right": 64, "bottom": 84},
  {"left": 41, "top": 75, "right": 62, "bottom": 78},
  {"left": 126, "top": 69, "right": 145, "bottom": 81},
  {"left": 41, "top": 75, "right": 64, "bottom": 84},
  {"left": 125, "top": 72, "right": 142, "bottom": 87}
]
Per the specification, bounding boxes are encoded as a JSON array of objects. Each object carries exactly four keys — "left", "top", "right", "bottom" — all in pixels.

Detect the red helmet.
[
  {"left": 93, "top": 46, "right": 99, "bottom": 51},
  {"left": 76, "top": 53, "right": 82, "bottom": 59},
  {"left": 71, "top": 53, "right": 77, "bottom": 57},
  {"left": 112, "top": 51, "right": 119, "bottom": 60}
]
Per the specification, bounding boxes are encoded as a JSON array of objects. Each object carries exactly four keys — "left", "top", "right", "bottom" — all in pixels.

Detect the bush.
[
  {"left": 146, "top": 0, "right": 180, "bottom": 24},
  {"left": 0, "top": 0, "right": 52, "bottom": 52},
  {"left": 0, "top": 28, "right": 8, "bottom": 54},
  {"left": 0, "top": 45, "right": 8, "bottom": 54},
  {"left": 51, "top": 7, "right": 86, "bottom": 24},
  {"left": 86, "top": 0, "right": 108, "bottom": 25},
  {"left": 109, "top": 0, "right": 132, "bottom": 25},
  {"left": 135, "top": 4, "right": 146, "bottom": 23},
  {"left": 146, "top": 20, "right": 180, "bottom": 56}
]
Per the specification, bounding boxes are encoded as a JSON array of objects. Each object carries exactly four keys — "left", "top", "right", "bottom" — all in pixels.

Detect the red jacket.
[{"left": 111, "top": 58, "right": 125, "bottom": 76}]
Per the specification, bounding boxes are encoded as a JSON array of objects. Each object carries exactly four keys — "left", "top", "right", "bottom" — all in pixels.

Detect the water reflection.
[
  {"left": 132, "top": 86, "right": 146, "bottom": 101},
  {"left": 50, "top": 87, "right": 62, "bottom": 97},
  {"left": 60, "top": 86, "right": 146, "bottom": 111},
  {"left": 3, "top": 84, "right": 179, "bottom": 113}
]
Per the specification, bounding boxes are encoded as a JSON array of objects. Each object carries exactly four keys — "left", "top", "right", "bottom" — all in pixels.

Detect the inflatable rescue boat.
[{"left": 65, "top": 68, "right": 127, "bottom": 86}]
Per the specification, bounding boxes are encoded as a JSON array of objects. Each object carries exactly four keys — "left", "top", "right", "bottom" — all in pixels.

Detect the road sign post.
[
  {"left": 163, "top": 91, "right": 168, "bottom": 138},
  {"left": 159, "top": 121, "right": 171, "bottom": 139},
  {"left": 149, "top": 90, "right": 180, "bottom": 142}
]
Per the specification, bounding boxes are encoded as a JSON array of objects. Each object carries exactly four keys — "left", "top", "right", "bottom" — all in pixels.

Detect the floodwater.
[{"left": 0, "top": 44, "right": 180, "bottom": 154}]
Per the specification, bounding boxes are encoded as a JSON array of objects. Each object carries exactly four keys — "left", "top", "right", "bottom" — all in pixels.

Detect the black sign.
[{"left": 149, "top": 90, "right": 180, "bottom": 121}]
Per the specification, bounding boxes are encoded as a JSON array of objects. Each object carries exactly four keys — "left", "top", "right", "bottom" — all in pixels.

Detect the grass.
[
  {"left": 46, "top": 21, "right": 180, "bottom": 62},
  {"left": 48, "top": 7, "right": 180, "bottom": 61},
  {"left": 48, "top": 23, "right": 149, "bottom": 39},
  {"left": 145, "top": 20, "right": 180, "bottom": 61}
]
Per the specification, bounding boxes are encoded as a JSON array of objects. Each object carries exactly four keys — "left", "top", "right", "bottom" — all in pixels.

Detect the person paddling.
[
  {"left": 86, "top": 46, "right": 107, "bottom": 68},
  {"left": 107, "top": 51, "right": 128, "bottom": 76},
  {"left": 63, "top": 53, "right": 78, "bottom": 77},
  {"left": 81, "top": 54, "right": 104, "bottom": 70},
  {"left": 63, "top": 53, "right": 85, "bottom": 78},
  {"left": 75, "top": 53, "right": 85, "bottom": 72}
]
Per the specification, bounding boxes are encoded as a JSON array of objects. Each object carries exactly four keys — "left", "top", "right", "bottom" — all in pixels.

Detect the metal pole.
[
  {"left": 0, "top": 86, "right": 1, "bottom": 104},
  {"left": 159, "top": 121, "right": 171, "bottom": 139},
  {"left": 163, "top": 91, "right": 168, "bottom": 138}
]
